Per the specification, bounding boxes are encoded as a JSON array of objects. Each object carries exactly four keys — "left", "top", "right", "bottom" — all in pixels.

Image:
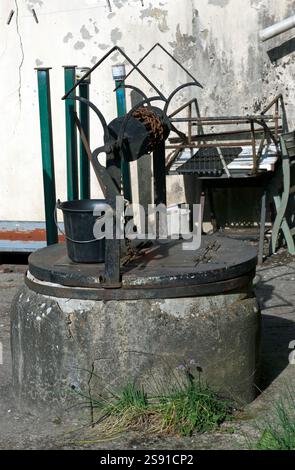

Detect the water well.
[{"left": 11, "top": 46, "right": 260, "bottom": 414}]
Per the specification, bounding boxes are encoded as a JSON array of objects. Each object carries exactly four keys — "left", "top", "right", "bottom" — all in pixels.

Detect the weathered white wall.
[{"left": 1, "top": 0, "right": 295, "bottom": 221}]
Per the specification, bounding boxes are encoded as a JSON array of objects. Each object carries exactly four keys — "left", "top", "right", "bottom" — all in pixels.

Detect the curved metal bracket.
[
  {"left": 164, "top": 83, "right": 203, "bottom": 142},
  {"left": 116, "top": 83, "right": 149, "bottom": 103},
  {"left": 73, "top": 110, "right": 119, "bottom": 199},
  {"left": 69, "top": 95, "right": 111, "bottom": 142},
  {"left": 164, "top": 82, "right": 202, "bottom": 116},
  {"left": 91, "top": 146, "right": 121, "bottom": 198}
]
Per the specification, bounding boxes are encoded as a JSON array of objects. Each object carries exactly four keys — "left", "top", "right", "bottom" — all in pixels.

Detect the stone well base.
[{"left": 11, "top": 284, "right": 260, "bottom": 414}]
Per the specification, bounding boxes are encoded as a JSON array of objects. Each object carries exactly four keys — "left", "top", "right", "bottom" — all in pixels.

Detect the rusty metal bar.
[
  {"left": 166, "top": 141, "right": 254, "bottom": 149},
  {"left": 191, "top": 120, "right": 275, "bottom": 126},
  {"left": 192, "top": 121, "right": 271, "bottom": 127},
  {"left": 169, "top": 98, "right": 199, "bottom": 118},
  {"left": 168, "top": 125, "right": 282, "bottom": 143},
  {"left": 169, "top": 97, "right": 205, "bottom": 144},
  {"left": 194, "top": 99, "right": 205, "bottom": 138},
  {"left": 165, "top": 148, "right": 182, "bottom": 169},
  {"left": 170, "top": 115, "right": 276, "bottom": 124},
  {"left": 261, "top": 94, "right": 282, "bottom": 114}
]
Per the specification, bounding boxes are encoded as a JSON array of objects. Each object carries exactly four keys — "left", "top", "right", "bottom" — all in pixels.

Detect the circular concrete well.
[{"left": 11, "top": 235, "right": 260, "bottom": 414}]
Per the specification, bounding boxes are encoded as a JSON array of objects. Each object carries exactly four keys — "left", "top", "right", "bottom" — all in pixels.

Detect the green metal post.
[
  {"left": 36, "top": 68, "right": 58, "bottom": 246},
  {"left": 64, "top": 66, "right": 78, "bottom": 200},
  {"left": 113, "top": 67, "right": 132, "bottom": 202},
  {"left": 79, "top": 79, "right": 90, "bottom": 199},
  {"left": 115, "top": 79, "right": 127, "bottom": 117}
]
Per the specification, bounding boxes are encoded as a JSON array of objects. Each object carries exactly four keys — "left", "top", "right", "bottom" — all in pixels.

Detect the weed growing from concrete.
[{"left": 255, "top": 392, "right": 295, "bottom": 450}]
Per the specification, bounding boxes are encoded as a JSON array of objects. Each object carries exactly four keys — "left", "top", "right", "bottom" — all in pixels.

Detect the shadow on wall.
[
  {"left": 255, "top": 272, "right": 295, "bottom": 390},
  {"left": 267, "top": 36, "right": 295, "bottom": 62},
  {"left": 259, "top": 313, "right": 295, "bottom": 390}
]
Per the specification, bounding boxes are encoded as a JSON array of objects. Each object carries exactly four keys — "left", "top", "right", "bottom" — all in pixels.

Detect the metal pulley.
[{"left": 107, "top": 106, "right": 170, "bottom": 161}]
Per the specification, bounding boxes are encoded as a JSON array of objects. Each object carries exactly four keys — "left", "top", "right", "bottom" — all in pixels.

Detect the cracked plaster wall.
[{"left": 1, "top": 0, "right": 295, "bottom": 220}]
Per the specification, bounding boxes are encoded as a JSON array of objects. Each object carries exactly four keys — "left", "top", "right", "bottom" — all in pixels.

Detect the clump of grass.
[
  {"left": 154, "top": 380, "right": 231, "bottom": 436},
  {"left": 256, "top": 394, "right": 295, "bottom": 450},
  {"left": 72, "top": 361, "right": 233, "bottom": 440}
]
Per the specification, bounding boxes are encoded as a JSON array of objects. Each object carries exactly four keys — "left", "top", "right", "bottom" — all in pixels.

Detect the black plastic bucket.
[{"left": 57, "top": 199, "right": 106, "bottom": 263}]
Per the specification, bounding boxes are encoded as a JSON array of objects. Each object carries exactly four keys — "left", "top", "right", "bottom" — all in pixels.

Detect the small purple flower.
[
  {"left": 176, "top": 364, "right": 186, "bottom": 371},
  {"left": 189, "top": 359, "right": 196, "bottom": 365}
]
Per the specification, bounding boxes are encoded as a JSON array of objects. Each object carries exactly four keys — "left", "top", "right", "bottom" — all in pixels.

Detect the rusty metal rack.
[{"left": 167, "top": 94, "right": 288, "bottom": 177}]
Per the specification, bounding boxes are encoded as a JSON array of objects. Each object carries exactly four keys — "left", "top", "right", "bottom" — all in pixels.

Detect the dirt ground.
[{"left": 0, "top": 249, "right": 295, "bottom": 450}]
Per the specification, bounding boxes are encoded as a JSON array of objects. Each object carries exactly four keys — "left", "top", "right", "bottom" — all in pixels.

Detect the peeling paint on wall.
[
  {"left": 208, "top": 0, "right": 230, "bottom": 7},
  {"left": 113, "top": 0, "right": 127, "bottom": 9},
  {"left": 152, "top": 64, "right": 164, "bottom": 71},
  {"left": 110, "top": 28, "right": 122, "bottom": 45},
  {"left": 63, "top": 32, "right": 73, "bottom": 43},
  {"left": 80, "top": 25, "right": 93, "bottom": 40},
  {"left": 140, "top": 5, "right": 169, "bottom": 32},
  {"left": 99, "top": 43, "right": 110, "bottom": 50},
  {"left": 74, "top": 41, "right": 85, "bottom": 50},
  {"left": 169, "top": 25, "right": 197, "bottom": 62},
  {"left": 111, "top": 51, "right": 121, "bottom": 62}
]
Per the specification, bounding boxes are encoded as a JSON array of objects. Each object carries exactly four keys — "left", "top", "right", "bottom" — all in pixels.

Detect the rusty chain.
[{"left": 132, "top": 106, "right": 164, "bottom": 152}]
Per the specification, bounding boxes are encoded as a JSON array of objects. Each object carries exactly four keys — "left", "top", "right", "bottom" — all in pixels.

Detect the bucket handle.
[{"left": 55, "top": 200, "right": 104, "bottom": 244}]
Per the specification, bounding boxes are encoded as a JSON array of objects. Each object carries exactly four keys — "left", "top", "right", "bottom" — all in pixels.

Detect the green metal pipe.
[
  {"left": 64, "top": 66, "right": 78, "bottom": 200},
  {"left": 36, "top": 68, "right": 58, "bottom": 246},
  {"left": 115, "top": 79, "right": 127, "bottom": 117},
  {"left": 115, "top": 79, "right": 132, "bottom": 202},
  {"left": 79, "top": 82, "right": 90, "bottom": 199}
]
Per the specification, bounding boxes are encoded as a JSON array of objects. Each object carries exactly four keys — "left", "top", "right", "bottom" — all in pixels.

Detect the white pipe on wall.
[{"left": 260, "top": 14, "right": 295, "bottom": 41}]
